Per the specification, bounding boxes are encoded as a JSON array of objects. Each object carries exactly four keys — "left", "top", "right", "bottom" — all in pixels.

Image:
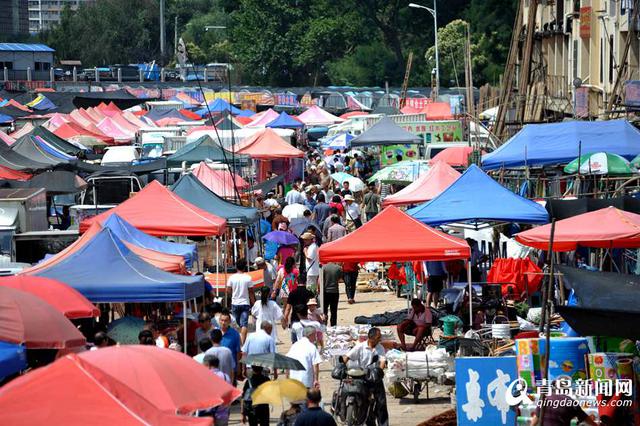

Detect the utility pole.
[
  {"left": 159, "top": 0, "right": 166, "bottom": 64},
  {"left": 174, "top": 16, "right": 178, "bottom": 60},
  {"left": 464, "top": 23, "right": 475, "bottom": 119}
]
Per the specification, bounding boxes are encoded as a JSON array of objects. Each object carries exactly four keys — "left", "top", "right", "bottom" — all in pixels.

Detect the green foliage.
[{"left": 43, "top": 0, "right": 516, "bottom": 87}]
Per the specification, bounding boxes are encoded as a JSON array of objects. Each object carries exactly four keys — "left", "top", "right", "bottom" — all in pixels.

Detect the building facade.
[
  {"left": 28, "top": 0, "right": 94, "bottom": 33},
  {"left": 523, "top": 0, "right": 639, "bottom": 118},
  {"left": 0, "top": 0, "right": 30, "bottom": 38},
  {"left": 0, "top": 43, "right": 55, "bottom": 81}
]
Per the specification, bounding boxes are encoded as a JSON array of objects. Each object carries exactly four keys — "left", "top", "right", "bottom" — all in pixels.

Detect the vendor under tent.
[
  {"left": 172, "top": 173, "right": 258, "bottom": 226},
  {"left": 80, "top": 180, "right": 227, "bottom": 237},
  {"left": 408, "top": 164, "right": 549, "bottom": 227},
  {"left": 482, "top": 119, "right": 640, "bottom": 170},
  {"left": 30, "top": 227, "right": 204, "bottom": 303},
  {"left": 350, "top": 116, "right": 421, "bottom": 147},
  {"left": 235, "top": 127, "right": 304, "bottom": 180},
  {"left": 319, "top": 206, "right": 474, "bottom": 323},
  {"left": 515, "top": 206, "right": 640, "bottom": 251},
  {"left": 383, "top": 160, "right": 460, "bottom": 207},
  {"left": 166, "top": 135, "right": 249, "bottom": 167},
  {"left": 0, "top": 355, "right": 213, "bottom": 426}
]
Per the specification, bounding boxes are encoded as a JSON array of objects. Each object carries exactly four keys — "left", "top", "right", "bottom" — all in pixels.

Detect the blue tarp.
[
  {"left": 34, "top": 227, "right": 204, "bottom": 303},
  {"left": 31, "top": 95, "right": 56, "bottom": 111},
  {"left": 171, "top": 174, "right": 258, "bottom": 226},
  {"left": 0, "top": 113, "right": 12, "bottom": 124},
  {"left": 0, "top": 341, "right": 26, "bottom": 380},
  {"left": 482, "top": 120, "right": 640, "bottom": 170},
  {"left": 102, "top": 214, "right": 197, "bottom": 267},
  {"left": 195, "top": 98, "right": 242, "bottom": 116},
  {"left": 267, "top": 111, "right": 304, "bottom": 129},
  {"left": 408, "top": 165, "right": 549, "bottom": 226}
]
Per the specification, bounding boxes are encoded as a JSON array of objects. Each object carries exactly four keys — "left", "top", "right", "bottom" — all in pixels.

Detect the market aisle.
[{"left": 227, "top": 289, "right": 453, "bottom": 425}]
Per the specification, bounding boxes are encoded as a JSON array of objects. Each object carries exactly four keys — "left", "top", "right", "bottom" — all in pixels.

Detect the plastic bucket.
[
  {"left": 491, "top": 316, "right": 510, "bottom": 339},
  {"left": 539, "top": 337, "right": 589, "bottom": 382},
  {"left": 442, "top": 318, "right": 458, "bottom": 336}
]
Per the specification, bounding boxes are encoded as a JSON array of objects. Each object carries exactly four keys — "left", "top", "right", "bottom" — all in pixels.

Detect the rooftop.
[{"left": 0, "top": 43, "right": 55, "bottom": 53}]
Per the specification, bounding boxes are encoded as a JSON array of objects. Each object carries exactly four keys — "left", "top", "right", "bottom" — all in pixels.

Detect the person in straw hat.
[
  {"left": 342, "top": 194, "right": 361, "bottom": 232},
  {"left": 300, "top": 231, "right": 319, "bottom": 294}
]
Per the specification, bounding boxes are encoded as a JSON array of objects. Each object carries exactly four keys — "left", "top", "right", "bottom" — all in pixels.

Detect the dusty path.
[{"left": 226, "top": 289, "right": 453, "bottom": 425}]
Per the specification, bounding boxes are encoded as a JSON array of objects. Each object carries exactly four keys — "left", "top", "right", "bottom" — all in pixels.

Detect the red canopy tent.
[
  {"left": 80, "top": 180, "right": 226, "bottom": 237},
  {"left": 25, "top": 222, "right": 187, "bottom": 275},
  {"left": 53, "top": 121, "right": 115, "bottom": 145},
  {"left": 0, "top": 165, "right": 31, "bottom": 181},
  {"left": 0, "top": 355, "right": 212, "bottom": 426},
  {"left": 0, "top": 275, "right": 99, "bottom": 319},
  {"left": 383, "top": 160, "right": 461, "bottom": 207},
  {"left": 192, "top": 162, "right": 249, "bottom": 199},
  {"left": 422, "top": 102, "right": 454, "bottom": 120},
  {"left": 236, "top": 128, "right": 304, "bottom": 159},
  {"left": 0, "top": 287, "right": 86, "bottom": 349},
  {"left": 319, "top": 206, "right": 470, "bottom": 262},
  {"left": 515, "top": 206, "right": 640, "bottom": 251},
  {"left": 430, "top": 146, "right": 485, "bottom": 167}
]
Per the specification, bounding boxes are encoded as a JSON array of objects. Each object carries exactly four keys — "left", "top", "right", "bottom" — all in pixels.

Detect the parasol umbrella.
[
  {"left": 0, "top": 275, "right": 99, "bottom": 319},
  {"left": 77, "top": 345, "right": 241, "bottom": 414},
  {"left": 368, "top": 160, "right": 430, "bottom": 183},
  {"left": 263, "top": 230, "right": 300, "bottom": 245},
  {"left": 106, "top": 316, "right": 145, "bottom": 344},
  {"left": 289, "top": 218, "right": 322, "bottom": 237},
  {"left": 252, "top": 379, "right": 308, "bottom": 410},
  {"left": 282, "top": 203, "right": 309, "bottom": 220},
  {"left": 0, "top": 355, "right": 213, "bottom": 426},
  {"left": 0, "top": 286, "right": 86, "bottom": 349},
  {"left": 0, "top": 341, "right": 27, "bottom": 380},
  {"left": 331, "top": 172, "right": 365, "bottom": 192},
  {"left": 321, "top": 132, "right": 354, "bottom": 150},
  {"left": 246, "top": 353, "right": 305, "bottom": 370},
  {"left": 564, "top": 152, "right": 635, "bottom": 175}
]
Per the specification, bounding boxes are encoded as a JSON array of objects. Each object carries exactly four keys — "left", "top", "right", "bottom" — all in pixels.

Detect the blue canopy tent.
[
  {"left": 0, "top": 114, "right": 13, "bottom": 124},
  {"left": 195, "top": 98, "right": 242, "bottom": 116},
  {"left": 145, "top": 108, "right": 195, "bottom": 123},
  {"left": 482, "top": 120, "right": 640, "bottom": 170},
  {"left": 102, "top": 214, "right": 197, "bottom": 267},
  {"left": 408, "top": 165, "right": 549, "bottom": 227},
  {"left": 33, "top": 227, "right": 204, "bottom": 303},
  {"left": 0, "top": 341, "right": 26, "bottom": 380},
  {"left": 171, "top": 173, "right": 259, "bottom": 226},
  {"left": 237, "top": 109, "right": 255, "bottom": 117},
  {"left": 267, "top": 111, "right": 304, "bottom": 129}
]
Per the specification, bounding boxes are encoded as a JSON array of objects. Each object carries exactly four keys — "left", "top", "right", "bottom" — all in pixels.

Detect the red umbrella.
[
  {"left": 0, "top": 287, "right": 86, "bottom": 349},
  {"left": 0, "top": 355, "right": 212, "bottom": 426},
  {"left": 77, "top": 345, "right": 241, "bottom": 414},
  {"left": 0, "top": 275, "right": 99, "bottom": 319}
]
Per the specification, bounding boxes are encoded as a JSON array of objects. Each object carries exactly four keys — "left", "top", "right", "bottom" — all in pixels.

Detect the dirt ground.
[{"left": 226, "top": 288, "right": 454, "bottom": 425}]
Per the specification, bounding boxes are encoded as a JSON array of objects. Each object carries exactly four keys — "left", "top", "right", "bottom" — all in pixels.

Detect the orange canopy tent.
[
  {"left": 430, "top": 146, "right": 485, "bottom": 167},
  {"left": 383, "top": 160, "right": 461, "bottom": 207},
  {"left": 235, "top": 128, "right": 304, "bottom": 159},
  {"left": 192, "top": 161, "right": 249, "bottom": 198},
  {"left": 80, "top": 181, "right": 226, "bottom": 237},
  {"left": 318, "top": 206, "right": 470, "bottom": 263},
  {"left": 515, "top": 206, "right": 640, "bottom": 251},
  {"left": 422, "top": 102, "right": 454, "bottom": 120}
]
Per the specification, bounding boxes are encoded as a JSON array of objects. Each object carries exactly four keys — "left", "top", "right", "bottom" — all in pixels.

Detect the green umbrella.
[
  {"left": 106, "top": 316, "right": 145, "bottom": 344},
  {"left": 564, "top": 152, "right": 635, "bottom": 175},
  {"left": 368, "top": 160, "right": 430, "bottom": 183},
  {"left": 631, "top": 154, "right": 640, "bottom": 169}
]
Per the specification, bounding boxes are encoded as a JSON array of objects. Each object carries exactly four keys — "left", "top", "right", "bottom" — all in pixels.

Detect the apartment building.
[
  {"left": 523, "top": 0, "right": 639, "bottom": 117},
  {"left": 0, "top": 0, "right": 29, "bottom": 38},
  {"left": 28, "top": 0, "right": 93, "bottom": 33}
]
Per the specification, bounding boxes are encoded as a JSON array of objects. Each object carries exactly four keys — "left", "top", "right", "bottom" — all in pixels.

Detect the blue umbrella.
[
  {"left": 0, "top": 341, "right": 27, "bottom": 380},
  {"left": 321, "top": 132, "right": 354, "bottom": 150},
  {"left": 289, "top": 219, "right": 322, "bottom": 237},
  {"left": 263, "top": 230, "right": 299, "bottom": 245},
  {"left": 106, "top": 316, "right": 145, "bottom": 345}
]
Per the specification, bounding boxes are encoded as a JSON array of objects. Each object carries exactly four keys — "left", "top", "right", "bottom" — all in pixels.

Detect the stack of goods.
[
  {"left": 588, "top": 352, "right": 635, "bottom": 382},
  {"left": 385, "top": 347, "right": 454, "bottom": 383},
  {"left": 356, "top": 271, "right": 388, "bottom": 292},
  {"left": 324, "top": 325, "right": 394, "bottom": 357}
]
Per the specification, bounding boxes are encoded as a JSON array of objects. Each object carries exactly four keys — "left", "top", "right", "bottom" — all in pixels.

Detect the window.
[
  {"left": 34, "top": 62, "right": 51, "bottom": 71},
  {"left": 0, "top": 62, "right": 13, "bottom": 70}
]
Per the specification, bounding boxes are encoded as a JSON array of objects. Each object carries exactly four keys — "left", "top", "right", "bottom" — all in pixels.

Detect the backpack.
[{"left": 282, "top": 270, "right": 298, "bottom": 295}]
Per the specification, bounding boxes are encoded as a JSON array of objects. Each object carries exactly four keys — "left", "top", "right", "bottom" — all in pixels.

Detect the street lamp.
[{"left": 409, "top": 2, "right": 439, "bottom": 98}]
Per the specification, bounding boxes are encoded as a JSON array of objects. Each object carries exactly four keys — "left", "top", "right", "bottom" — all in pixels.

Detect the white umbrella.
[
  {"left": 282, "top": 203, "right": 309, "bottom": 220},
  {"left": 331, "top": 172, "right": 366, "bottom": 192}
]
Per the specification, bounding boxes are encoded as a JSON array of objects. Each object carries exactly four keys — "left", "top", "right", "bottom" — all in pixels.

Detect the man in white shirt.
[
  {"left": 290, "top": 304, "right": 323, "bottom": 346},
  {"left": 255, "top": 257, "right": 276, "bottom": 291},
  {"left": 344, "top": 327, "right": 388, "bottom": 426},
  {"left": 285, "top": 183, "right": 305, "bottom": 205},
  {"left": 301, "top": 232, "right": 319, "bottom": 293},
  {"left": 263, "top": 192, "right": 280, "bottom": 210},
  {"left": 287, "top": 326, "right": 322, "bottom": 388},
  {"left": 227, "top": 258, "right": 255, "bottom": 344},
  {"left": 343, "top": 194, "right": 361, "bottom": 232}
]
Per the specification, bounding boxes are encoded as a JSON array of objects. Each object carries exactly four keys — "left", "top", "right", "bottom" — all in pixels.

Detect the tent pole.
[
  {"left": 216, "top": 237, "right": 220, "bottom": 298},
  {"left": 468, "top": 260, "right": 473, "bottom": 327},
  {"left": 233, "top": 228, "right": 238, "bottom": 262},
  {"left": 182, "top": 300, "right": 187, "bottom": 354}
]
